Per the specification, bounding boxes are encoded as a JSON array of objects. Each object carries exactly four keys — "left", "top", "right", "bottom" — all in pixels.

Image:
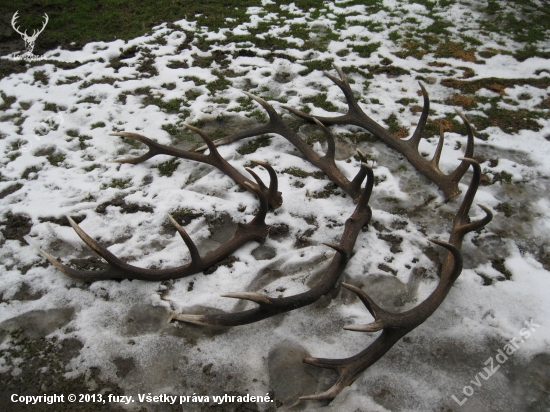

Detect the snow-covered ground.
[{"left": 1, "top": 0, "right": 549, "bottom": 411}]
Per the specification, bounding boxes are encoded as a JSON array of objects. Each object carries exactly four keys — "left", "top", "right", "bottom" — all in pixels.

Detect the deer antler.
[
  {"left": 111, "top": 124, "right": 282, "bottom": 208},
  {"left": 198, "top": 92, "right": 370, "bottom": 202},
  {"left": 283, "top": 65, "right": 473, "bottom": 201},
  {"left": 41, "top": 127, "right": 276, "bottom": 282},
  {"left": 197, "top": 75, "right": 473, "bottom": 202},
  {"left": 299, "top": 158, "right": 492, "bottom": 401},
  {"left": 171, "top": 163, "right": 374, "bottom": 326}
]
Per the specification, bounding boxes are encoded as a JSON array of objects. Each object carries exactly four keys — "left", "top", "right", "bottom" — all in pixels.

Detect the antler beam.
[
  {"left": 286, "top": 65, "right": 474, "bottom": 201},
  {"left": 197, "top": 92, "right": 370, "bottom": 202},
  {"left": 111, "top": 125, "right": 282, "bottom": 208},
  {"left": 41, "top": 129, "right": 276, "bottom": 282},
  {"left": 171, "top": 163, "right": 374, "bottom": 326},
  {"left": 299, "top": 159, "right": 492, "bottom": 401}
]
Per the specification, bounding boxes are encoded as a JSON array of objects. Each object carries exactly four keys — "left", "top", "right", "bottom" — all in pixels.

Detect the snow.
[{"left": 1, "top": 1, "right": 550, "bottom": 411}]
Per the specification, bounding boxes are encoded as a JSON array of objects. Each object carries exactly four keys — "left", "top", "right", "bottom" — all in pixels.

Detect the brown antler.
[
  {"left": 171, "top": 163, "right": 374, "bottom": 326},
  {"left": 111, "top": 124, "right": 282, "bottom": 208},
  {"left": 198, "top": 92, "right": 370, "bottom": 202},
  {"left": 299, "top": 158, "right": 492, "bottom": 401},
  {"left": 40, "top": 127, "right": 277, "bottom": 282},
  {"left": 283, "top": 65, "right": 474, "bottom": 202}
]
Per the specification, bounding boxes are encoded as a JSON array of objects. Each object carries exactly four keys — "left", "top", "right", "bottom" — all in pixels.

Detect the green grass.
[
  {"left": 2, "top": 1, "right": 264, "bottom": 46},
  {"left": 236, "top": 135, "right": 271, "bottom": 155},
  {"left": 90, "top": 121, "right": 106, "bottom": 129},
  {"left": 282, "top": 167, "right": 325, "bottom": 180},
  {"left": 155, "top": 158, "right": 180, "bottom": 177}
]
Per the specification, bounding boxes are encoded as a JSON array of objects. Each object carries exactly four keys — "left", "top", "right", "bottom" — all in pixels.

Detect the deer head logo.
[{"left": 11, "top": 11, "right": 49, "bottom": 57}]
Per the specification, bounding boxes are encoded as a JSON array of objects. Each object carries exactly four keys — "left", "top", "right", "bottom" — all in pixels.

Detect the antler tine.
[
  {"left": 250, "top": 160, "right": 281, "bottom": 208},
  {"left": 39, "top": 249, "right": 116, "bottom": 282},
  {"left": 350, "top": 150, "right": 369, "bottom": 194},
  {"left": 244, "top": 167, "right": 267, "bottom": 191},
  {"left": 220, "top": 292, "right": 272, "bottom": 307},
  {"left": 167, "top": 214, "right": 203, "bottom": 267},
  {"left": 242, "top": 92, "right": 277, "bottom": 118},
  {"left": 312, "top": 118, "right": 336, "bottom": 162},
  {"left": 11, "top": 11, "right": 26, "bottom": 37},
  {"left": 183, "top": 123, "right": 220, "bottom": 157},
  {"left": 244, "top": 166, "right": 275, "bottom": 222},
  {"left": 452, "top": 158, "right": 493, "bottom": 236},
  {"left": 430, "top": 123, "right": 445, "bottom": 168},
  {"left": 37, "top": 13, "right": 49, "bottom": 36},
  {"left": 38, "top": 216, "right": 136, "bottom": 281},
  {"left": 448, "top": 110, "right": 475, "bottom": 183},
  {"left": 281, "top": 66, "right": 356, "bottom": 127},
  {"left": 341, "top": 282, "right": 383, "bottom": 321},
  {"left": 109, "top": 132, "right": 164, "bottom": 164},
  {"left": 407, "top": 82, "right": 430, "bottom": 150},
  {"left": 66, "top": 215, "right": 126, "bottom": 265},
  {"left": 243, "top": 180, "right": 269, "bottom": 226},
  {"left": 357, "top": 162, "right": 374, "bottom": 206},
  {"left": 171, "top": 166, "right": 374, "bottom": 327}
]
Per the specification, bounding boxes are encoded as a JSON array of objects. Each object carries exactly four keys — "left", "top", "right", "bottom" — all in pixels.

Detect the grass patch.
[
  {"left": 434, "top": 41, "right": 479, "bottom": 62},
  {"left": 168, "top": 208, "right": 203, "bottom": 226},
  {"left": 46, "top": 152, "right": 66, "bottom": 166},
  {"left": 298, "top": 59, "right": 334, "bottom": 75},
  {"left": 206, "top": 77, "right": 232, "bottom": 94},
  {"left": 491, "top": 258, "right": 512, "bottom": 280},
  {"left": 384, "top": 114, "right": 409, "bottom": 138},
  {"left": 33, "top": 70, "right": 49, "bottom": 85},
  {"left": 348, "top": 42, "right": 381, "bottom": 58},
  {"left": 302, "top": 93, "right": 339, "bottom": 112},
  {"left": 107, "top": 178, "right": 132, "bottom": 189},
  {"left": 440, "top": 77, "right": 550, "bottom": 95},
  {"left": 154, "top": 158, "right": 180, "bottom": 177},
  {"left": 236, "top": 135, "right": 271, "bottom": 155},
  {"left": 76, "top": 96, "right": 101, "bottom": 105},
  {"left": 90, "top": 121, "right": 106, "bottom": 129},
  {"left": 495, "top": 202, "right": 514, "bottom": 217},
  {"left": 79, "top": 77, "right": 117, "bottom": 89},
  {"left": 3, "top": 0, "right": 279, "bottom": 51},
  {"left": 282, "top": 167, "right": 325, "bottom": 180},
  {"left": 84, "top": 164, "right": 102, "bottom": 172},
  {"left": 312, "top": 182, "right": 340, "bottom": 199}
]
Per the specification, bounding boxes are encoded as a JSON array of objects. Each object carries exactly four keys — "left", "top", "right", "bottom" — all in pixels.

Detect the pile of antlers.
[{"left": 42, "top": 66, "right": 492, "bottom": 401}]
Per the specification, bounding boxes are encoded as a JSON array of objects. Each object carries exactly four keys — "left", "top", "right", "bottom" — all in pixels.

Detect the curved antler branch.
[
  {"left": 110, "top": 130, "right": 282, "bottom": 208},
  {"left": 201, "top": 93, "right": 369, "bottom": 202},
  {"left": 299, "top": 159, "right": 492, "bottom": 401},
  {"left": 171, "top": 164, "right": 374, "bottom": 326},
  {"left": 288, "top": 65, "right": 476, "bottom": 201},
  {"left": 41, "top": 170, "right": 271, "bottom": 282}
]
